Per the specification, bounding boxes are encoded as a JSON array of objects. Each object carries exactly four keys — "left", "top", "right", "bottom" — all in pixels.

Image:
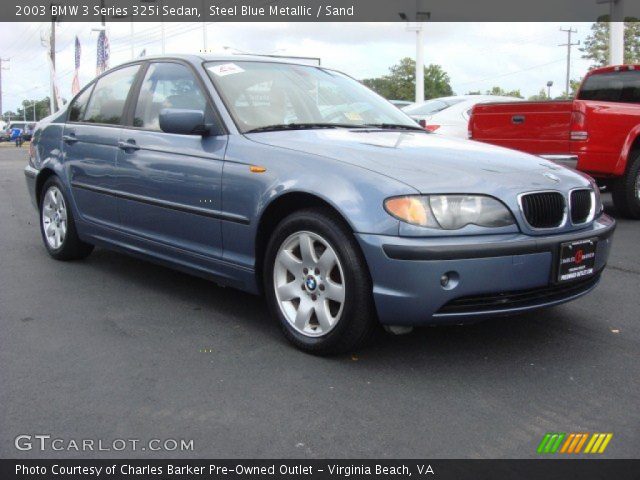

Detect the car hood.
[{"left": 246, "top": 129, "right": 589, "bottom": 196}]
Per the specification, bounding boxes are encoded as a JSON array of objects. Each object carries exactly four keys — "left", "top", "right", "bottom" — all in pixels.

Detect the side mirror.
[{"left": 159, "top": 108, "right": 219, "bottom": 136}]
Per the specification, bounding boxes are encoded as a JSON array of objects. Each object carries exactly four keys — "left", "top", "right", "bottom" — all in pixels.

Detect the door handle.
[
  {"left": 62, "top": 134, "right": 78, "bottom": 144},
  {"left": 118, "top": 140, "right": 140, "bottom": 152},
  {"left": 511, "top": 115, "right": 525, "bottom": 125}
]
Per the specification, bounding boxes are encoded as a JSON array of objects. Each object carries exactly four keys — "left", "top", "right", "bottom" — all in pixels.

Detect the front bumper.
[
  {"left": 357, "top": 214, "right": 616, "bottom": 326},
  {"left": 24, "top": 165, "right": 38, "bottom": 209}
]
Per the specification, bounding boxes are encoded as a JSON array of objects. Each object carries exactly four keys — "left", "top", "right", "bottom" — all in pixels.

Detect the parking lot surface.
[{"left": 1, "top": 146, "right": 638, "bottom": 458}]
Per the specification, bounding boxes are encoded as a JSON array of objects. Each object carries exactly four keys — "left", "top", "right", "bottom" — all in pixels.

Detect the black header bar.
[{"left": 7, "top": 0, "right": 640, "bottom": 22}]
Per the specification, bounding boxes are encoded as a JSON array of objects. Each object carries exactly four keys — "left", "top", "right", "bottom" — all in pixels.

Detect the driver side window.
[{"left": 133, "top": 62, "right": 208, "bottom": 130}]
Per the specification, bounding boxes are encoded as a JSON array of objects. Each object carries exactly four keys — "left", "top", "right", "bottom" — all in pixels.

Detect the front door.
[{"left": 115, "top": 61, "right": 227, "bottom": 259}]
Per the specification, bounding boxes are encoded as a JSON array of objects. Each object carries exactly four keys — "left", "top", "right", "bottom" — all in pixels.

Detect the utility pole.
[
  {"left": 50, "top": 6, "right": 57, "bottom": 113},
  {"left": 0, "top": 58, "right": 9, "bottom": 120},
  {"left": 559, "top": 27, "right": 580, "bottom": 98}
]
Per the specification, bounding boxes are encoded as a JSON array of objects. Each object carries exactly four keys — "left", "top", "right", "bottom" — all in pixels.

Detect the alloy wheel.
[
  {"left": 42, "top": 186, "right": 67, "bottom": 250},
  {"left": 273, "top": 231, "right": 346, "bottom": 337}
]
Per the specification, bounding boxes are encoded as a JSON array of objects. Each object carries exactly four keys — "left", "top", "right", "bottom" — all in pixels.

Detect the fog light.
[{"left": 440, "top": 271, "right": 460, "bottom": 291}]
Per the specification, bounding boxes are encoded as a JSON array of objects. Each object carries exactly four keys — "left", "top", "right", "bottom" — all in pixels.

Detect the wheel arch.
[
  {"left": 254, "top": 191, "right": 359, "bottom": 291},
  {"left": 35, "top": 167, "right": 57, "bottom": 207},
  {"left": 616, "top": 127, "right": 640, "bottom": 176}
]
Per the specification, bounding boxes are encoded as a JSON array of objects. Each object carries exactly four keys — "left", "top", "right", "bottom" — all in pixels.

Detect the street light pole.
[
  {"left": 415, "top": 25, "right": 425, "bottom": 104},
  {"left": 399, "top": 1, "right": 430, "bottom": 105},
  {"left": 610, "top": 0, "right": 624, "bottom": 64}
]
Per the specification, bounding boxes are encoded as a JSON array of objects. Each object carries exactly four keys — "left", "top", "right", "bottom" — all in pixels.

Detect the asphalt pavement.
[{"left": 0, "top": 145, "right": 638, "bottom": 459}]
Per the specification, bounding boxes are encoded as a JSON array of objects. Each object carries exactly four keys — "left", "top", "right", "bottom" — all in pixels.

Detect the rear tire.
[
  {"left": 39, "top": 176, "right": 94, "bottom": 260},
  {"left": 263, "top": 208, "right": 376, "bottom": 355},
  {"left": 612, "top": 151, "right": 640, "bottom": 219}
]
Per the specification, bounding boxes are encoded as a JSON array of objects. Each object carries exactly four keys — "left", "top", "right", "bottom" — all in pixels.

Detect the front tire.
[
  {"left": 264, "top": 208, "right": 376, "bottom": 355},
  {"left": 612, "top": 151, "right": 640, "bottom": 219},
  {"left": 39, "top": 176, "right": 94, "bottom": 260}
]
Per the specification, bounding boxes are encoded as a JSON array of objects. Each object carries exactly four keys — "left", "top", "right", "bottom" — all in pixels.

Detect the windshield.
[
  {"left": 578, "top": 70, "right": 640, "bottom": 104},
  {"left": 403, "top": 98, "right": 464, "bottom": 116},
  {"left": 205, "top": 61, "right": 420, "bottom": 133}
]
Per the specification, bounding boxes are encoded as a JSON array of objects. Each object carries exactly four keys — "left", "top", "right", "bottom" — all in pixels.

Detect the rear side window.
[
  {"left": 133, "top": 62, "right": 207, "bottom": 130},
  {"left": 404, "top": 98, "right": 464, "bottom": 116},
  {"left": 84, "top": 65, "right": 140, "bottom": 125},
  {"left": 68, "top": 86, "right": 93, "bottom": 122},
  {"left": 578, "top": 70, "right": 640, "bottom": 103}
]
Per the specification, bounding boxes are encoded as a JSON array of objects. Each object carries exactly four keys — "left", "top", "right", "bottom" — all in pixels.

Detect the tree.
[
  {"left": 15, "top": 97, "right": 52, "bottom": 122},
  {"left": 528, "top": 89, "right": 550, "bottom": 101},
  {"left": 362, "top": 57, "right": 453, "bottom": 101},
  {"left": 483, "top": 86, "right": 523, "bottom": 98},
  {"left": 581, "top": 18, "right": 640, "bottom": 68}
]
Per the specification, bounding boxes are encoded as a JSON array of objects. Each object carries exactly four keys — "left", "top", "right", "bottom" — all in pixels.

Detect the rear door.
[
  {"left": 64, "top": 64, "right": 141, "bottom": 228},
  {"left": 115, "top": 60, "right": 227, "bottom": 259}
]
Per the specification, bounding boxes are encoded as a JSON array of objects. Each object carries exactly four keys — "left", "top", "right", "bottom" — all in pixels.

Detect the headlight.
[{"left": 384, "top": 195, "right": 515, "bottom": 230}]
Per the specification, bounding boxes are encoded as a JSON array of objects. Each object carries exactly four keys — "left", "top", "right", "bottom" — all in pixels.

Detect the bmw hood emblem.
[{"left": 543, "top": 172, "right": 560, "bottom": 183}]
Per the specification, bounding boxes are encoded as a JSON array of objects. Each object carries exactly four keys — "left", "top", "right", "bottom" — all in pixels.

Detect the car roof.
[{"left": 116, "top": 53, "right": 315, "bottom": 68}]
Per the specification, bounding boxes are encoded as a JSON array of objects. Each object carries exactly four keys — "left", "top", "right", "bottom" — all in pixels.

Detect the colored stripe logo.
[{"left": 537, "top": 433, "right": 612, "bottom": 454}]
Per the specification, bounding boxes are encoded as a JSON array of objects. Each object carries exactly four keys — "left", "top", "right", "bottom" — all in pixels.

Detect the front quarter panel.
[{"left": 220, "top": 135, "right": 415, "bottom": 271}]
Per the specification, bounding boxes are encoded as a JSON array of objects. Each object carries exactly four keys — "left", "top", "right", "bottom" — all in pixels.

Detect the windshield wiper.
[
  {"left": 245, "top": 123, "right": 363, "bottom": 133},
  {"left": 362, "top": 123, "right": 425, "bottom": 132}
]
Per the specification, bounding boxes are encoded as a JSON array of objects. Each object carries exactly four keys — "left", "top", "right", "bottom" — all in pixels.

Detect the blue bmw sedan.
[{"left": 25, "top": 55, "right": 615, "bottom": 354}]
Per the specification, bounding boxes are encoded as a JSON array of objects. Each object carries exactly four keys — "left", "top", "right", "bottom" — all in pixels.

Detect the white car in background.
[{"left": 402, "top": 95, "right": 523, "bottom": 138}]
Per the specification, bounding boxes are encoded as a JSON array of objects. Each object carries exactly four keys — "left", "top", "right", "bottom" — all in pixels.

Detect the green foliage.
[
  {"left": 483, "top": 86, "right": 523, "bottom": 98},
  {"left": 362, "top": 57, "right": 453, "bottom": 101},
  {"left": 8, "top": 98, "right": 52, "bottom": 122},
  {"left": 581, "top": 18, "right": 640, "bottom": 68},
  {"left": 528, "top": 88, "right": 551, "bottom": 101}
]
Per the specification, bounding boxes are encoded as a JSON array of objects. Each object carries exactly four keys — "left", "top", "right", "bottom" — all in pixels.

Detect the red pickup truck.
[{"left": 469, "top": 65, "right": 640, "bottom": 219}]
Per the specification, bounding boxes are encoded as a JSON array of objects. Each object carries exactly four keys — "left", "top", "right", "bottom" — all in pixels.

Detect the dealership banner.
[
  {"left": 7, "top": 0, "right": 640, "bottom": 22},
  {"left": 3, "top": 459, "right": 640, "bottom": 479}
]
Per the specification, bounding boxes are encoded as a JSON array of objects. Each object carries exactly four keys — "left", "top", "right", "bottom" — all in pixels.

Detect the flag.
[
  {"left": 71, "top": 36, "right": 81, "bottom": 95},
  {"left": 96, "top": 30, "right": 110, "bottom": 76}
]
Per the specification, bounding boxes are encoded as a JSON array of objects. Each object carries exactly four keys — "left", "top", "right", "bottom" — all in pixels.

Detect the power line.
[{"left": 456, "top": 58, "right": 565, "bottom": 87}]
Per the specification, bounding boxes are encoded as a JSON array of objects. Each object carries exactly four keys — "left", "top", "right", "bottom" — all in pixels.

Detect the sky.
[{"left": 0, "top": 21, "right": 594, "bottom": 114}]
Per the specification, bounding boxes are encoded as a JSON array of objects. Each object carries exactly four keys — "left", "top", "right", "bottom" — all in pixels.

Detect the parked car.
[
  {"left": 469, "top": 65, "right": 640, "bottom": 218},
  {"left": 5, "top": 122, "right": 35, "bottom": 141},
  {"left": 404, "top": 95, "right": 523, "bottom": 136},
  {"left": 25, "top": 55, "right": 615, "bottom": 354},
  {"left": 389, "top": 99, "right": 413, "bottom": 109}
]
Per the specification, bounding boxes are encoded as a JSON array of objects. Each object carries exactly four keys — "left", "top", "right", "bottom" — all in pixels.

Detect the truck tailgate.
[{"left": 470, "top": 101, "right": 573, "bottom": 157}]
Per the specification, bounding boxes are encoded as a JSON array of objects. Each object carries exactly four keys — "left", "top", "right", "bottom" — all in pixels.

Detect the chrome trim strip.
[
  {"left": 539, "top": 154, "right": 579, "bottom": 169},
  {"left": 71, "top": 181, "right": 250, "bottom": 225}
]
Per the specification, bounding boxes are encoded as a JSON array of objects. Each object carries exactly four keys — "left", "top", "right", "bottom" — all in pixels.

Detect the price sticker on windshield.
[
  {"left": 344, "top": 111, "right": 363, "bottom": 121},
  {"left": 209, "top": 63, "right": 245, "bottom": 76}
]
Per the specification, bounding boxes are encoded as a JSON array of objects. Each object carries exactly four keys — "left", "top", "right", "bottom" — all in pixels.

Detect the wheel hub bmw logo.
[{"left": 305, "top": 276, "right": 317, "bottom": 291}]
